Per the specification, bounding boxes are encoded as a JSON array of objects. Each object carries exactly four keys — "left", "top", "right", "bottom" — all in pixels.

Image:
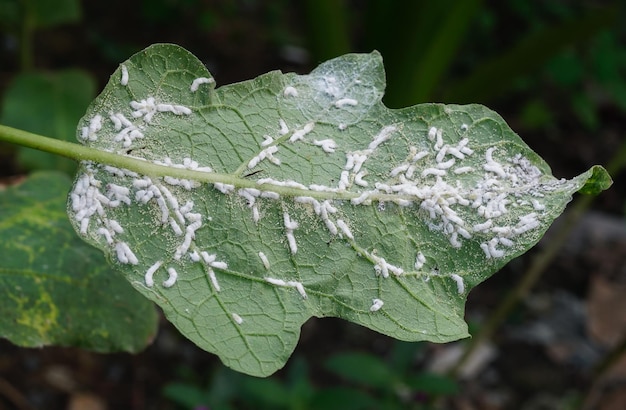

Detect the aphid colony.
[{"left": 70, "top": 64, "right": 561, "bottom": 324}]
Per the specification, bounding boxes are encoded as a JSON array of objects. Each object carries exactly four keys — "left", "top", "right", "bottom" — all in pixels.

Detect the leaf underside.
[
  {"left": 0, "top": 172, "right": 158, "bottom": 352},
  {"left": 68, "top": 44, "right": 611, "bottom": 376}
]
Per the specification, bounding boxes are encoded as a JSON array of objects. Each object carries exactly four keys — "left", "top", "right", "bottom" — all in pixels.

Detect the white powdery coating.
[
  {"left": 120, "top": 64, "right": 129, "bottom": 86},
  {"left": 258, "top": 251, "right": 270, "bottom": 270},
  {"left": 289, "top": 122, "right": 315, "bottom": 142},
  {"left": 144, "top": 261, "right": 163, "bottom": 287},
  {"left": 313, "top": 139, "right": 338, "bottom": 153},
  {"left": 334, "top": 98, "right": 358, "bottom": 108},
  {"left": 449, "top": 274, "right": 465, "bottom": 294},
  {"left": 368, "top": 125, "right": 397, "bottom": 151},
  {"left": 163, "top": 267, "right": 178, "bottom": 288},
  {"left": 232, "top": 313, "right": 243, "bottom": 324},
  {"left": 190, "top": 77, "right": 214, "bottom": 92},
  {"left": 370, "top": 298, "right": 384, "bottom": 312},
  {"left": 284, "top": 86, "right": 298, "bottom": 97}
]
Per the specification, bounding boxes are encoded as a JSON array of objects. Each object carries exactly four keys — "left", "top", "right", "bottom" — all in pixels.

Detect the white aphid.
[
  {"left": 414, "top": 252, "right": 426, "bottom": 270},
  {"left": 351, "top": 191, "right": 372, "bottom": 205},
  {"left": 428, "top": 127, "right": 437, "bottom": 140},
  {"left": 334, "top": 98, "right": 358, "bottom": 108},
  {"left": 449, "top": 274, "right": 465, "bottom": 294},
  {"left": 286, "top": 231, "right": 298, "bottom": 254},
  {"left": 214, "top": 183, "right": 235, "bottom": 194},
  {"left": 97, "top": 228, "right": 114, "bottom": 244},
  {"left": 338, "top": 170, "right": 350, "bottom": 190},
  {"left": 531, "top": 199, "right": 545, "bottom": 211},
  {"left": 453, "top": 166, "right": 474, "bottom": 174},
  {"left": 160, "top": 267, "right": 178, "bottom": 288},
  {"left": 313, "top": 139, "right": 338, "bottom": 153},
  {"left": 261, "top": 135, "right": 274, "bottom": 146},
  {"left": 115, "top": 242, "right": 138, "bottom": 265},
  {"left": 232, "top": 313, "right": 243, "bottom": 324},
  {"left": 189, "top": 251, "right": 201, "bottom": 262},
  {"left": 435, "top": 128, "right": 444, "bottom": 150},
  {"left": 264, "top": 277, "right": 287, "bottom": 286},
  {"left": 354, "top": 171, "right": 368, "bottom": 187},
  {"left": 461, "top": 123, "right": 468, "bottom": 131},
  {"left": 336, "top": 219, "right": 354, "bottom": 240},
  {"left": 480, "top": 242, "right": 492, "bottom": 258},
  {"left": 412, "top": 151, "right": 429, "bottom": 162},
  {"left": 473, "top": 220, "right": 493, "bottom": 232},
  {"left": 370, "top": 298, "right": 384, "bottom": 312},
  {"left": 289, "top": 122, "right": 314, "bottom": 142},
  {"left": 252, "top": 204, "right": 260, "bottom": 223},
  {"left": 190, "top": 77, "right": 214, "bottom": 92},
  {"left": 144, "top": 261, "right": 163, "bottom": 287},
  {"left": 390, "top": 164, "right": 410, "bottom": 177},
  {"left": 287, "top": 280, "right": 307, "bottom": 298},
  {"left": 422, "top": 168, "right": 447, "bottom": 177},
  {"left": 258, "top": 251, "right": 270, "bottom": 270},
  {"left": 120, "top": 64, "right": 129, "bottom": 86},
  {"left": 283, "top": 86, "right": 298, "bottom": 97},
  {"left": 278, "top": 119, "right": 289, "bottom": 135},
  {"left": 437, "top": 158, "right": 456, "bottom": 169},
  {"left": 368, "top": 125, "right": 397, "bottom": 150}
]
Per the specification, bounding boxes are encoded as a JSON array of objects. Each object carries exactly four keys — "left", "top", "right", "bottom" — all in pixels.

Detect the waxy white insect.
[
  {"left": 368, "top": 125, "right": 397, "bottom": 151},
  {"left": 163, "top": 267, "right": 178, "bottom": 288},
  {"left": 264, "top": 277, "right": 307, "bottom": 298},
  {"left": 289, "top": 122, "right": 315, "bottom": 142},
  {"left": 232, "top": 313, "right": 244, "bottom": 324},
  {"left": 258, "top": 251, "right": 270, "bottom": 270},
  {"left": 190, "top": 77, "right": 214, "bottom": 92},
  {"left": 336, "top": 219, "right": 354, "bottom": 240},
  {"left": 120, "top": 64, "right": 129, "bottom": 86},
  {"left": 449, "top": 274, "right": 465, "bottom": 294},
  {"left": 283, "top": 86, "right": 298, "bottom": 97},
  {"left": 370, "top": 298, "right": 384, "bottom": 312},
  {"left": 334, "top": 98, "right": 358, "bottom": 108},
  {"left": 115, "top": 242, "right": 138, "bottom": 265},
  {"left": 313, "top": 139, "right": 338, "bottom": 153},
  {"left": 144, "top": 261, "right": 163, "bottom": 287},
  {"left": 414, "top": 252, "right": 426, "bottom": 270}
]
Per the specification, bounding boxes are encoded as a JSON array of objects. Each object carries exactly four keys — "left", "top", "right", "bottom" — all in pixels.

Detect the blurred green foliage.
[{"left": 164, "top": 341, "right": 458, "bottom": 410}]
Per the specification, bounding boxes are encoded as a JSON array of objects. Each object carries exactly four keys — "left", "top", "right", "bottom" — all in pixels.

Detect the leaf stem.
[{"left": 0, "top": 124, "right": 362, "bottom": 201}]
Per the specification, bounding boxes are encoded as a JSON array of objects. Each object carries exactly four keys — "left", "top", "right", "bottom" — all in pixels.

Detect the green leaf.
[
  {"left": 0, "top": 70, "right": 95, "bottom": 173},
  {"left": 0, "top": 172, "right": 158, "bottom": 352},
  {"left": 68, "top": 44, "right": 611, "bottom": 376}
]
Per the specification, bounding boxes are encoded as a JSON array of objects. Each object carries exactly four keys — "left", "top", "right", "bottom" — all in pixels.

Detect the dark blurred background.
[{"left": 1, "top": 1, "right": 626, "bottom": 409}]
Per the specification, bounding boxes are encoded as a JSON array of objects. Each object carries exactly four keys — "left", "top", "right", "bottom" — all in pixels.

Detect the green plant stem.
[
  {"left": 449, "top": 139, "right": 626, "bottom": 378},
  {"left": 0, "top": 124, "right": 381, "bottom": 203}
]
